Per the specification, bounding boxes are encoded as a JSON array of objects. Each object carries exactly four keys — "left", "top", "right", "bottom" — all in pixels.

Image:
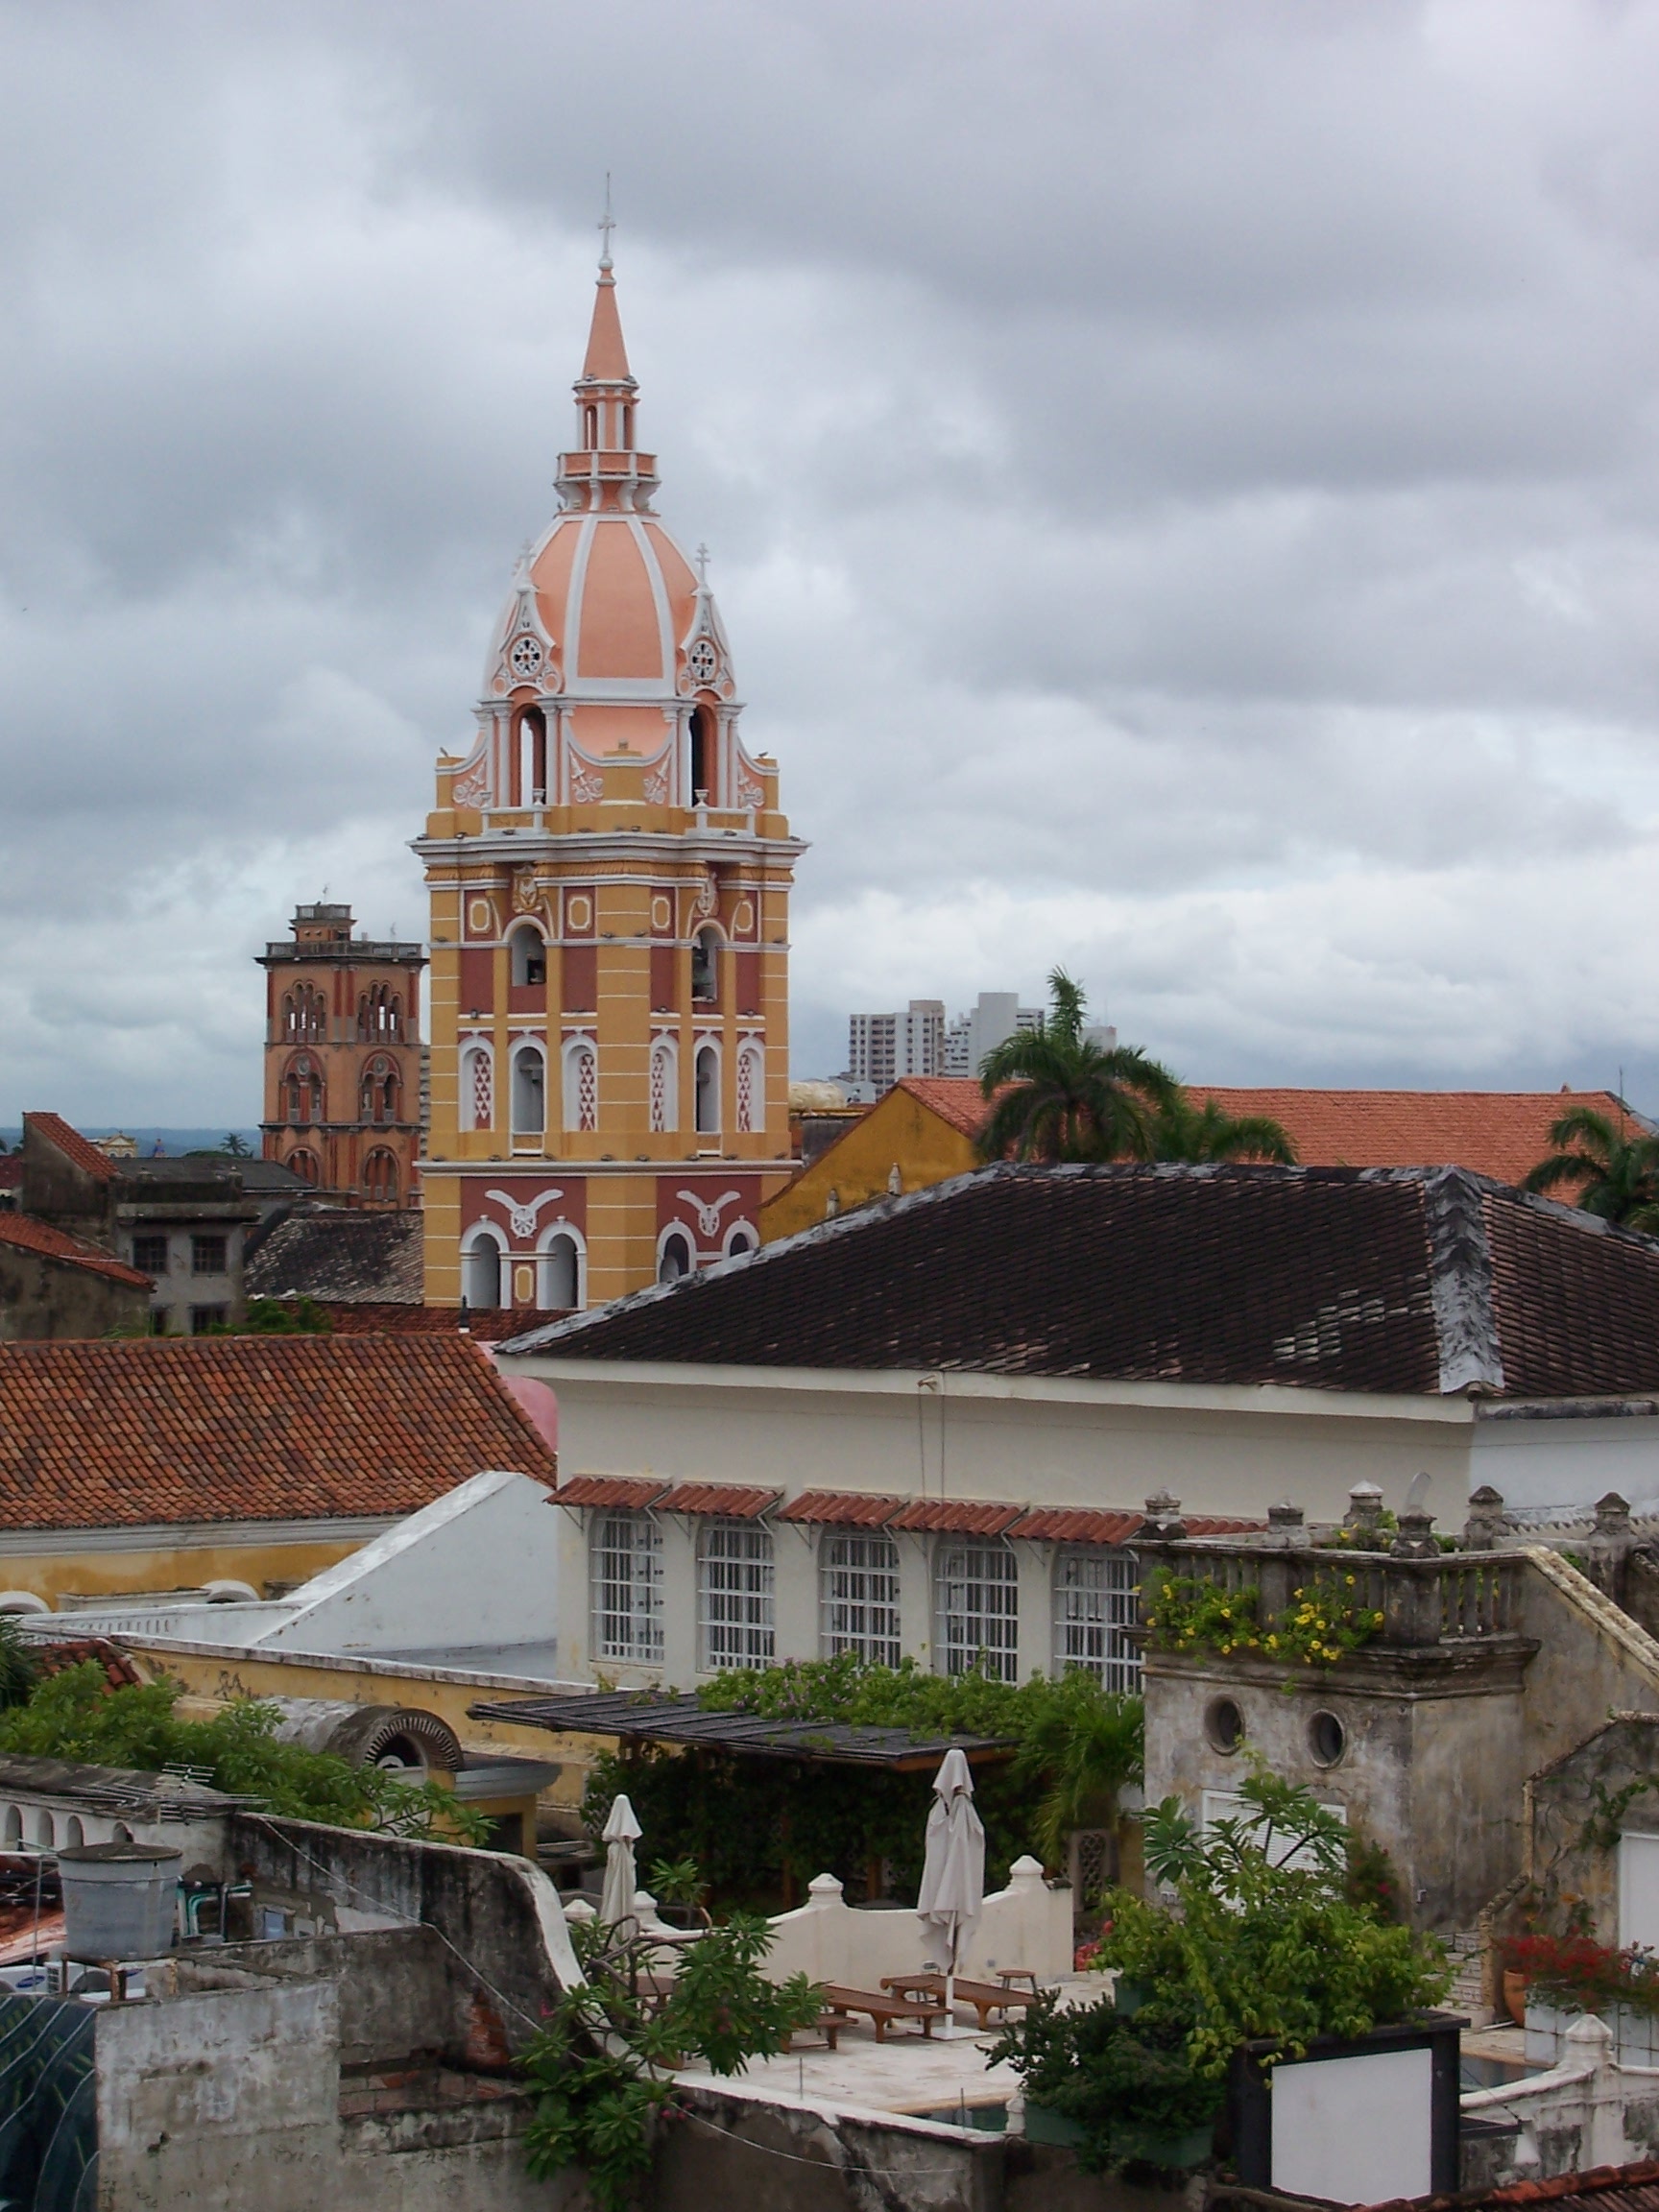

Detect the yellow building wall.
[
  {"left": 1, "top": 1538, "right": 370, "bottom": 1609},
  {"left": 122, "top": 1641, "right": 607, "bottom": 1825},
  {"left": 761, "top": 1089, "right": 981, "bottom": 1242}
]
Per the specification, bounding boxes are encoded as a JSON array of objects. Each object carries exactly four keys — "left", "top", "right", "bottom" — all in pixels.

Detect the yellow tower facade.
[{"left": 416, "top": 253, "right": 805, "bottom": 1312}]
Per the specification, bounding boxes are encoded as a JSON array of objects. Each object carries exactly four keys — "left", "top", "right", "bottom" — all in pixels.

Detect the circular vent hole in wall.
[
  {"left": 1205, "top": 1697, "right": 1245, "bottom": 1754},
  {"left": 1309, "top": 1710, "right": 1347, "bottom": 1767}
]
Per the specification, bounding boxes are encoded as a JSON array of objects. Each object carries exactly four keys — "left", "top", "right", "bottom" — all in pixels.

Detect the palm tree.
[
  {"left": 976, "top": 970, "right": 1177, "bottom": 1164},
  {"left": 1014, "top": 1675, "right": 1144, "bottom": 1875},
  {"left": 1524, "top": 1107, "right": 1659, "bottom": 1232},
  {"left": 1152, "top": 1091, "right": 1297, "bottom": 1166}
]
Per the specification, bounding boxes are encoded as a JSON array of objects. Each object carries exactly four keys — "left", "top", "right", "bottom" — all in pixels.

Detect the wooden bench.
[
  {"left": 785, "top": 2012, "right": 846, "bottom": 2053},
  {"left": 878, "top": 1972, "right": 1043, "bottom": 2032},
  {"left": 820, "top": 1984, "right": 945, "bottom": 2042}
]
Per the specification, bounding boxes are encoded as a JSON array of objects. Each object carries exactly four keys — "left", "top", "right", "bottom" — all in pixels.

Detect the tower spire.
[{"left": 597, "top": 174, "right": 615, "bottom": 273}]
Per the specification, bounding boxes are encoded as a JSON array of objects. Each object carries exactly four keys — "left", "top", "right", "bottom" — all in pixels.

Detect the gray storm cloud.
[{"left": 2, "top": 0, "right": 1658, "bottom": 1120}]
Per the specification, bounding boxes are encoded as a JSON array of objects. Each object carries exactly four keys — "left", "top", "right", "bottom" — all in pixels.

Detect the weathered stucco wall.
[
  {"left": 1516, "top": 1549, "right": 1659, "bottom": 1782},
  {"left": 0, "top": 1243, "right": 149, "bottom": 1342},
  {"left": 1142, "top": 1642, "right": 1535, "bottom": 1933},
  {"left": 0, "top": 1533, "right": 375, "bottom": 1607},
  {"left": 758, "top": 1859, "right": 1072, "bottom": 1987}
]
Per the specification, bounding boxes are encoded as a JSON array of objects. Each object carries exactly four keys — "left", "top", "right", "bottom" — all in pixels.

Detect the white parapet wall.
[{"left": 756, "top": 1857, "right": 1072, "bottom": 1989}]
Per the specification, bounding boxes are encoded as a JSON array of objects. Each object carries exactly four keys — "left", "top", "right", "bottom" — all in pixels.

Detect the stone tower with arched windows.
[
  {"left": 258, "top": 904, "right": 426, "bottom": 1206},
  {"left": 416, "top": 251, "right": 804, "bottom": 1313}
]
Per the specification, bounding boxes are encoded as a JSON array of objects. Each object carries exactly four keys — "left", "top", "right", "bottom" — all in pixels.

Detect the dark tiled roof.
[
  {"left": 0, "top": 1214, "right": 152, "bottom": 1288},
  {"left": 510, "top": 1163, "right": 1659, "bottom": 1401},
  {"left": 23, "top": 1114, "right": 115, "bottom": 1181},
  {"left": 246, "top": 1210, "right": 424, "bottom": 1303},
  {"left": 0, "top": 1335, "right": 558, "bottom": 1531},
  {"left": 319, "top": 1303, "right": 569, "bottom": 1340}
]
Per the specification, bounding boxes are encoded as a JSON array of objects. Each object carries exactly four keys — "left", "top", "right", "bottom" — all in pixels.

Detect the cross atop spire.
[
  {"left": 597, "top": 175, "right": 615, "bottom": 273},
  {"left": 695, "top": 542, "right": 709, "bottom": 585}
]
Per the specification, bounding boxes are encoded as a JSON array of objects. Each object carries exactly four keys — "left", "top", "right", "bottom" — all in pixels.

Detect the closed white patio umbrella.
[
  {"left": 599, "top": 1793, "right": 643, "bottom": 1934},
  {"left": 917, "top": 1746, "right": 985, "bottom": 2038}
]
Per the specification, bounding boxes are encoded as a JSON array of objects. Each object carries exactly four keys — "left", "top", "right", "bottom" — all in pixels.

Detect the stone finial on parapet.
[
  {"left": 1345, "top": 1481, "right": 1386, "bottom": 1544},
  {"left": 1264, "top": 1501, "right": 1306, "bottom": 1549},
  {"left": 805, "top": 1873, "right": 844, "bottom": 1909},
  {"left": 1596, "top": 1493, "right": 1633, "bottom": 1537},
  {"left": 1464, "top": 1485, "right": 1508, "bottom": 1552},
  {"left": 1141, "top": 1491, "right": 1186, "bottom": 1542}
]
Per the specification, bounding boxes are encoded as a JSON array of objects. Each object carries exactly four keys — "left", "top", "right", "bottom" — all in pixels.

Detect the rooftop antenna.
[{"left": 598, "top": 175, "right": 615, "bottom": 272}]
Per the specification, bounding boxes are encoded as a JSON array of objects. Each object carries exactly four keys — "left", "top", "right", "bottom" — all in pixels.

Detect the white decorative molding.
[
  {"left": 570, "top": 766, "right": 604, "bottom": 804},
  {"left": 693, "top": 871, "right": 718, "bottom": 919},
  {"left": 483, "top": 1186, "right": 565, "bottom": 1239},
  {"left": 674, "top": 1188, "right": 743, "bottom": 1239},
  {"left": 643, "top": 766, "right": 669, "bottom": 804}
]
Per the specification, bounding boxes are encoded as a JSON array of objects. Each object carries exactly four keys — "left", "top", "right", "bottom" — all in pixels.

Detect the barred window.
[
  {"left": 697, "top": 1519, "right": 774, "bottom": 1671},
  {"left": 1053, "top": 1548, "right": 1141, "bottom": 1692},
  {"left": 934, "top": 1542, "right": 1018, "bottom": 1683},
  {"left": 821, "top": 1533, "right": 901, "bottom": 1666},
  {"left": 591, "top": 1512, "right": 663, "bottom": 1665}
]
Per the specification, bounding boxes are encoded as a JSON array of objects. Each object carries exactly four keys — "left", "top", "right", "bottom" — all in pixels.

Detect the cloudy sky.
[{"left": 4, "top": 0, "right": 1659, "bottom": 1123}]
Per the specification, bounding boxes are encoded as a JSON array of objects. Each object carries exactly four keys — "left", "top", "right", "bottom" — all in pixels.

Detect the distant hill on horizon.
[{"left": 0, "top": 1127, "right": 263, "bottom": 1158}]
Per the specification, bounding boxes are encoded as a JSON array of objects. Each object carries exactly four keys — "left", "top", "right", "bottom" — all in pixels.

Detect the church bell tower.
[{"left": 415, "top": 246, "right": 805, "bottom": 1311}]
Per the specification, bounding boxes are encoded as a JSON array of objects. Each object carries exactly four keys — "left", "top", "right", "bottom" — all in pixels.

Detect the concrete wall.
[
  {"left": 0, "top": 1529, "right": 381, "bottom": 1608},
  {"left": 1516, "top": 1549, "right": 1659, "bottom": 1784},
  {"left": 1474, "top": 1411, "right": 1659, "bottom": 1518},
  {"left": 760, "top": 1089, "right": 979, "bottom": 1241},
  {"left": 96, "top": 1977, "right": 341, "bottom": 2211},
  {"left": 757, "top": 1858, "right": 1072, "bottom": 1988},
  {"left": 0, "top": 1242, "right": 149, "bottom": 1341}
]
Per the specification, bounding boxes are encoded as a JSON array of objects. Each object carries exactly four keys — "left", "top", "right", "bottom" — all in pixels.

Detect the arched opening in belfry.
[
  {"left": 508, "top": 924, "right": 546, "bottom": 989},
  {"left": 689, "top": 706, "right": 714, "bottom": 804},
  {"left": 583, "top": 404, "right": 598, "bottom": 448},
  {"left": 514, "top": 706, "right": 547, "bottom": 805},
  {"left": 621, "top": 404, "right": 634, "bottom": 450},
  {"left": 659, "top": 1231, "right": 692, "bottom": 1285},
  {"left": 691, "top": 927, "right": 721, "bottom": 1005},
  {"left": 464, "top": 1232, "right": 503, "bottom": 1310},
  {"left": 694, "top": 1044, "right": 720, "bottom": 1135}
]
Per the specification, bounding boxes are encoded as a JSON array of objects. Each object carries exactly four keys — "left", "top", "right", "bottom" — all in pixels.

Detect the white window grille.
[
  {"left": 650, "top": 1040, "right": 677, "bottom": 1133},
  {"left": 736, "top": 1041, "right": 762, "bottom": 1134},
  {"left": 934, "top": 1542, "right": 1019, "bottom": 1682},
  {"left": 591, "top": 1512, "right": 663, "bottom": 1664},
  {"left": 697, "top": 1519, "right": 774, "bottom": 1671},
  {"left": 821, "top": 1533, "right": 902, "bottom": 1666},
  {"left": 465, "top": 1047, "right": 493, "bottom": 1131},
  {"left": 1053, "top": 1548, "right": 1141, "bottom": 1691},
  {"left": 563, "top": 1040, "right": 598, "bottom": 1133}
]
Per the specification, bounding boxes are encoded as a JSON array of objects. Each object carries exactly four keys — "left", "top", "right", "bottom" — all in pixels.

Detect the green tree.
[
  {"left": 1152, "top": 1092, "right": 1297, "bottom": 1166},
  {"left": 1012, "top": 1666, "right": 1144, "bottom": 1868},
  {"left": 976, "top": 970, "right": 1177, "bottom": 1165},
  {"left": 241, "top": 1295, "right": 333, "bottom": 1335},
  {"left": 0, "top": 1616, "right": 39, "bottom": 1711},
  {"left": 1524, "top": 1106, "right": 1659, "bottom": 1231},
  {"left": 221, "top": 1133, "right": 252, "bottom": 1157}
]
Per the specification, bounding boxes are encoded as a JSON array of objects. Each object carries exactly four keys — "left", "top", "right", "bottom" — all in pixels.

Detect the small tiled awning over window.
[
  {"left": 550, "top": 1475, "right": 670, "bottom": 1511},
  {"left": 655, "top": 1481, "right": 781, "bottom": 1519},
  {"left": 886, "top": 1500, "right": 1023, "bottom": 1536},
  {"left": 1005, "top": 1507, "right": 1144, "bottom": 1545},
  {"left": 777, "top": 1491, "right": 903, "bottom": 1527}
]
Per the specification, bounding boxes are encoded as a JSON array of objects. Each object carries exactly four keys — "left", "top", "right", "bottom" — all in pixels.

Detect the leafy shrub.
[
  {"left": 521, "top": 1911, "right": 822, "bottom": 2211},
  {"left": 0, "top": 1664, "right": 479, "bottom": 1839},
  {"left": 1144, "top": 1571, "right": 1383, "bottom": 1669},
  {"left": 1503, "top": 1932, "right": 1659, "bottom": 2020},
  {"left": 1099, "top": 1772, "right": 1449, "bottom": 2080},
  {"left": 987, "top": 1993, "right": 1220, "bottom": 2172}
]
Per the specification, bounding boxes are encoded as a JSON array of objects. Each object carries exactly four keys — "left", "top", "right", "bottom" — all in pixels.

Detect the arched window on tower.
[
  {"left": 512, "top": 1045, "right": 547, "bottom": 1138},
  {"left": 539, "top": 1230, "right": 582, "bottom": 1310},
  {"left": 359, "top": 1055, "right": 398, "bottom": 1125},
  {"left": 691, "top": 926, "right": 721, "bottom": 1005},
  {"left": 513, "top": 707, "right": 547, "bottom": 806},
  {"left": 362, "top": 1148, "right": 399, "bottom": 1206},
  {"left": 461, "top": 1045, "right": 493, "bottom": 1132},
  {"left": 282, "top": 986, "right": 326, "bottom": 1043},
  {"left": 562, "top": 1039, "right": 598, "bottom": 1134},
  {"left": 462, "top": 1228, "right": 504, "bottom": 1310},
  {"left": 509, "top": 924, "right": 546, "bottom": 988},
  {"left": 694, "top": 1044, "right": 720, "bottom": 1136},
  {"left": 583, "top": 403, "right": 598, "bottom": 449},
  {"left": 659, "top": 1230, "right": 693, "bottom": 1285},
  {"left": 357, "top": 985, "right": 403, "bottom": 1042},
  {"left": 689, "top": 705, "right": 715, "bottom": 804},
  {"left": 621, "top": 403, "right": 634, "bottom": 450},
  {"left": 285, "top": 1056, "right": 324, "bottom": 1125},
  {"left": 287, "top": 1147, "right": 320, "bottom": 1187}
]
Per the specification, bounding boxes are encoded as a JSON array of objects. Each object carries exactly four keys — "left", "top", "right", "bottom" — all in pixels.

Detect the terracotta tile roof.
[
  {"left": 1360, "top": 2157, "right": 1659, "bottom": 2211},
  {"left": 888, "top": 1499, "right": 1023, "bottom": 1535},
  {"left": 889, "top": 1080, "right": 1641, "bottom": 1189},
  {"left": 0, "top": 1213, "right": 152, "bottom": 1288},
  {"left": 0, "top": 1158, "right": 21, "bottom": 1191},
  {"left": 319, "top": 1304, "right": 569, "bottom": 1340},
  {"left": 778, "top": 1491, "right": 904, "bottom": 1527},
  {"left": 34, "top": 1637, "right": 145, "bottom": 1689},
  {"left": 246, "top": 1211, "right": 423, "bottom": 1303},
  {"left": 1191, "top": 1085, "right": 1638, "bottom": 1187},
  {"left": 514, "top": 1163, "right": 1659, "bottom": 1401},
  {"left": 22, "top": 1113, "right": 116, "bottom": 1181},
  {"left": 656, "top": 1481, "right": 781, "bottom": 1519},
  {"left": 0, "top": 1335, "right": 558, "bottom": 1532},
  {"left": 1005, "top": 1505, "right": 1266, "bottom": 1544},
  {"left": 551, "top": 1475, "right": 670, "bottom": 1509}
]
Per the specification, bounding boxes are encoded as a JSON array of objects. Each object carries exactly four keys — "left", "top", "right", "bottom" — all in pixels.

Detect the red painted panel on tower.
[
  {"left": 459, "top": 948, "right": 494, "bottom": 1015},
  {"left": 561, "top": 944, "right": 597, "bottom": 1012},
  {"left": 650, "top": 945, "right": 677, "bottom": 1012},
  {"left": 734, "top": 950, "right": 760, "bottom": 1015}
]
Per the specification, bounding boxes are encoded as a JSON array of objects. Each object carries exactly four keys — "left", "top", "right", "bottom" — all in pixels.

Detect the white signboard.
[
  {"left": 1619, "top": 1831, "right": 1659, "bottom": 1952},
  {"left": 1271, "top": 2044, "right": 1434, "bottom": 2205}
]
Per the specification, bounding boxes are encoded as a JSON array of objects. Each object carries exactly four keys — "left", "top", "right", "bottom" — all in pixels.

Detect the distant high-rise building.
[
  {"left": 847, "top": 1001, "right": 946, "bottom": 1095},
  {"left": 942, "top": 993, "right": 1045, "bottom": 1079}
]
